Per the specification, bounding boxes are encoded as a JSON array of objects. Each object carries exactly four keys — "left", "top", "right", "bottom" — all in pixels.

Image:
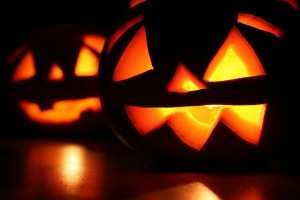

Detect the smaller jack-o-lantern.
[
  {"left": 3, "top": 24, "right": 112, "bottom": 137},
  {"left": 98, "top": 0, "right": 299, "bottom": 165}
]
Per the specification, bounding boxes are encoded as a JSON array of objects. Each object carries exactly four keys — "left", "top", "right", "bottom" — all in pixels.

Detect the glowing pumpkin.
[
  {"left": 98, "top": 0, "right": 299, "bottom": 163},
  {"left": 4, "top": 24, "right": 111, "bottom": 137}
]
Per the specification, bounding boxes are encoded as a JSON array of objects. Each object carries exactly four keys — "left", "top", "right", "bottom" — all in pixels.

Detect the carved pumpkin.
[
  {"left": 98, "top": 0, "right": 299, "bottom": 164},
  {"left": 4, "top": 24, "right": 111, "bottom": 137}
]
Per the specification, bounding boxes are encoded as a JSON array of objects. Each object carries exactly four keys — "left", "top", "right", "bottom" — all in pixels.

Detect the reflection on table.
[{"left": 0, "top": 137, "right": 299, "bottom": 200}]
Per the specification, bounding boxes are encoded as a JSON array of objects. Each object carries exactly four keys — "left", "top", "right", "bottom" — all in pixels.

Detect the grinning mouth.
[
  {"left": 18, "top": 97, "right": 101, "bottom": 125},
  {"left": 125, "top": 102, "right": 266, "bottom": 150},
  {"left": 12, "top": 77, "right": 101, "bottom": 125}
]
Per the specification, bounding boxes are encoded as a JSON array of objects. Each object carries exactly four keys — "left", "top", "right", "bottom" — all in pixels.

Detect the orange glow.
[
  {"left": 126, "top": 105, "right": 266, "bottom": 149},
  {"left": 10, "top": 33, "right": 105, "bottom": 125},
  {"left": 11, "top": 51, "right": 35, "bottom": 82},
  {"left": 279, "top": 0, "right": 299, "bottom": 9},
  {"left": 75, "top": 34, "right": 106, "bottom": 76},
  {"left": 130, "top": 0, "right": 146, "bottom": 8},
  {"left": 48, "top": 64, "right": 64, "bottom": 80},
  {"left": 26, "top": 143, "right": 104, "bottom": 197},
  {"left": 75, "top": 46, "right": 100, "bottom": 76},
  {"left": 107, "top": 15, "right": 143, "bottom": 53},
  {"left": 126, "top": 106, "right": 174, "bottom": 134},
  {"left": 221, "top": 105, "right": 266, "bottom": 145},
  {"left": 125, "top": 27, "right": 267, "bottom": 149},
  {"left": 204, "top": 27, "right": 266, "bottom": 81},
  {"left": 203, "top": 27, "right": 267, "bottom": 145},
  {"left": 12, "top": 35, "right": 104, "bottom": 81},
  {"left": 18, "top": 98, "right": 101, "bottom": 124},
  {"left": 168, "top": 107, "right": 222, "bottom": 150},
  {"left": 167, "top": 63, "right": 207, "bottom": 93},
  {"left": 134, "top": 182, "right": 221, "bottom": 200},
  {"left": 238, "top": 13, "right": 284, "bottom": 39},
  {"left": 60, "top": 145, "right": 85, "bottom": 186},
  {"left": 113, "top": 26, "right": 153, "bottom": 81},
  {"left": 235, "top": 187, "right": 265, "bottom": 200},
  {"left": 82, "top": 34, "right": 106, "bottom": 53},
  {"left": 126, "top": 105, "right": 223, "bottom": 150}
]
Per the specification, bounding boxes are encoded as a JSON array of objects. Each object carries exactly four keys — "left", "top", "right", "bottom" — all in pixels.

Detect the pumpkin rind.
[
  {"left": 98, "top": 0, "right": 299, "bottom": 165},
  {"left": 3, "top": 24, "right": 112, "bottom": 137}
]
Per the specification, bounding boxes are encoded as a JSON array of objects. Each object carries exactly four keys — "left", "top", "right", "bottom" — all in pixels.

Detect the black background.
[{"left": 0, "top": 0, "right": 130, "bottom": 62}]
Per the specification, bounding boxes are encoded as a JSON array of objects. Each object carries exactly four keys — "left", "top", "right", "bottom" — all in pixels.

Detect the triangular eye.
[
  {"left": 167, "top": 63, "right": 207, "bottom": 93},
  {"left": 113, "top": 25, "right": 153, "bottom": 82},
  {"left": 74, "top": 47, "right": 99, "bottom": 76},
  {"left": 12, "top": 51, "right": 35, "bottom": 83},
  {"left": 48, "top": 64, "right": 64, "bottom": 81},
  {"left": 204, "top": 27, "right": 266, "bottom": 82}
]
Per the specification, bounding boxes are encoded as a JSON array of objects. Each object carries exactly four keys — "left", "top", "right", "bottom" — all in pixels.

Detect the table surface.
[{"left": 0, "top": 134, "right": 300, "bottom": 200}]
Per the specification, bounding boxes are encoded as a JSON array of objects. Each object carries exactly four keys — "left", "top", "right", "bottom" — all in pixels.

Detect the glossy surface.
[{"left": 0, "top": 137, "right": 299, "bottom": 200}]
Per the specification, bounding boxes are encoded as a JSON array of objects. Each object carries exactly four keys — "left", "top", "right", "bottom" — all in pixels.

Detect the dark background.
[{"left": 0, "top": 0, "right": 130, "bottom": 62}]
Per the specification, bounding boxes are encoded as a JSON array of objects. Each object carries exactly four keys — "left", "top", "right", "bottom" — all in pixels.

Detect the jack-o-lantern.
[
  {"left": 4, "top": 24, "right": 112, "bottom": 137},
  {"left": 98, "top": 0, "right": 299, "bottom": 164}
]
